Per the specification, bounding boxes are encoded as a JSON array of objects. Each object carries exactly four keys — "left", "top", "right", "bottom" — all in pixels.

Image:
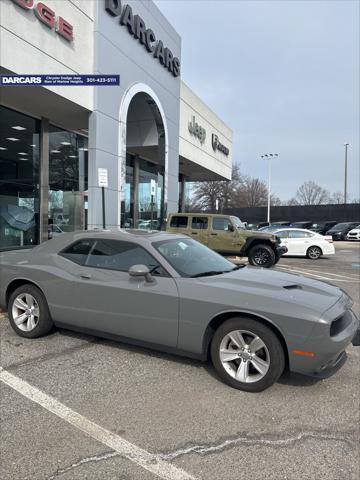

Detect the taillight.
[{"left": 325, "top": 236, "right": 333, "bottom": 243}]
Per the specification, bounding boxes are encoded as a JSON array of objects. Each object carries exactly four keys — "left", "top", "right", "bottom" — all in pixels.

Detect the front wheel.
[
  {"left": 248, "top": 244, "right": 276, "bottom": 268},
  {"left": 211, "top": 317, "right": 285, "bottom": 392},
  {"left": 8, "top": 284, "right": 53, "bottom": 338},
  {"left": 306, "top": 246, "right": 322, "bottom": 260}
]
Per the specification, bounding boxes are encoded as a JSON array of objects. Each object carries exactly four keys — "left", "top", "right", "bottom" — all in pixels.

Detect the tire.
[
  {"left": 8, "top": 284, "right": 53, "bottom": 338},
  {"left": 248, "top": 244, "right": 276, "bottom": 268},
  {"left": 211, "top": 317, "right": 285, "bottom": 392},
  {"left": 306, "top": 246, "right": 322, "bottom": 260}
]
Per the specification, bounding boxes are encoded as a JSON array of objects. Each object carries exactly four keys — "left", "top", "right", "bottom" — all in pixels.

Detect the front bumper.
[
  {"left": 331, "top": 233, "right": 343, "bottom": 240},
  {"left": 288, "top": 309, "right": 360, "bottom": 378},
  {"left": 276, "top": 245, "right": 288, "bottom": 256}
]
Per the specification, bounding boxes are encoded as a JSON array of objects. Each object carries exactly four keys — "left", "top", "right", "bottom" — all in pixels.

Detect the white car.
[
  {"left": 273, "top": 228, "right": 335, "bottom": 259},
  {"left": 347, "top": 226, "right": 360, "bottom": 241}
]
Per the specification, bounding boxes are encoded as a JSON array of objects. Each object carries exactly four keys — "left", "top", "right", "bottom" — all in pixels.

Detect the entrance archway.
[{"left": 118, "top": 84, "right": 168, "bottom": 229}]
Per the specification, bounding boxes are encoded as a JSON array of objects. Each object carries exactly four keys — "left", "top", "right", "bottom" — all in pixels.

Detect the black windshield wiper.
[{"left": 190, "top": 270, "right": 226, "bottom": 278}]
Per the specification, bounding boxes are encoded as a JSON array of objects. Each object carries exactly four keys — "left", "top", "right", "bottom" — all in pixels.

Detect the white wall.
[
  {"left": 0, "top": 0, "right": 94, "bottom": 110},
  {"left": 180, "top": 82, "right": 233, "bottom": 180}
]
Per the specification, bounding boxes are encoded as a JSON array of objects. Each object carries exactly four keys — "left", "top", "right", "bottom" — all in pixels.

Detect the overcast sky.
[{"left": 155, "top": 0, "right": 359, "bottom": 202}]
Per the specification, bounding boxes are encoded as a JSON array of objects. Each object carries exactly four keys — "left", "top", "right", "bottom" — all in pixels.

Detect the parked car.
[
  {"left": 347, "top": 225, "right": 360, "bottom": 241},
  {"left": 290, "top": 221, "right": 313, "bottom": 229},
  {"left": 258, "top": 225, "right": 285, "bottom": 232},
  {"left": 166, "top": 213, "right": 287, "bottom": 267},
  {"left": 310, "top": 221, "right": 337, "bottom": 235},
  {"left": 273, "top": 228, "right": 335, "bottom": 259},
  {"left": 326, "top": 222, "right": 360, "bottom": 241},
  {"left": 1, "top": 230, "right": 358, "bottom": 392}
]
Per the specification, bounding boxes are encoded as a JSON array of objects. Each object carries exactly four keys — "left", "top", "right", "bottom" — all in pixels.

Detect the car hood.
[
  {"left": 194, "top": 266, "right": 344, "bottom": 316},
  {"left": 349, "top": 228, "right": 360, "bottom": 234}
]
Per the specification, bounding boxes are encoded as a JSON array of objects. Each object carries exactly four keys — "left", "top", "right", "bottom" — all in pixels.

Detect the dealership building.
[{"left": 0, "top": 0, "right": 232, "bottom": 248}]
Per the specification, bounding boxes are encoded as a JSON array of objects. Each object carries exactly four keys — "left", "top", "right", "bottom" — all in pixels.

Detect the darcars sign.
[
  {"left": 212, "top": 134, "right": 230, "bottom": 156},
  {"left": 105, "top": 0, "right": 180, "bottom": 77},
  {"left": 10, "top": 0, "right": 74, "bottom": 42}
]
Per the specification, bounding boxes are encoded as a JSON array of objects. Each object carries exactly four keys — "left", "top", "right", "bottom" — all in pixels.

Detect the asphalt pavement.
[{"left": 0, "top": 241, "right": 359, "bottom": 480}]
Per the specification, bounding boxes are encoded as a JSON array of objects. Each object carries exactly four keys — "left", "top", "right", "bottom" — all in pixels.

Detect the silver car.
[{"left": 0, "top": 230, "right": 359, "bottom": 392}]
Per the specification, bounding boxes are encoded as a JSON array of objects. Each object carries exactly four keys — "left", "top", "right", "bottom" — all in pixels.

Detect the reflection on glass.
[
  {"left": 0, "top": 106, "right": 40, "bottom": 249},
  {"left": 49, "top": 126, "right": 88, "bottom": 236}
]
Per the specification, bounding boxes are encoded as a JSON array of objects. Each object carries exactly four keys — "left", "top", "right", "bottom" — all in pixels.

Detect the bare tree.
[
  {"left": 293, "top": 181, "right": 330, "bottom": 205},
  {"left": 191, "top": 163, "right": 241, "bottom": 211},
  {"left": 329, "top": 191, "right": 344, "bottom": 204},
  {"left": 234, "top": 177, "right": 268, "bottom": 207}
]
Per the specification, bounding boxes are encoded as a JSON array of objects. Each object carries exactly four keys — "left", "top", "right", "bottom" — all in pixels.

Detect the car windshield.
[
  {"left": 332, "top": 223, "right": 349, "bottom": 230},
  {"left": 153, "top": 238, "right": 240, "bottom": 277}
]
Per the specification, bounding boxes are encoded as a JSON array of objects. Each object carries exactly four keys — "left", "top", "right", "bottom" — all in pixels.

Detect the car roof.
[
  {"left": 34, "top": 229, "right": 187, "bottom": 253},
  {"left": 168, "top": 213, "right": 237, "bottom": 218},
  {"left": 273, "top": 228, "right": 316, "bottom": 233}
]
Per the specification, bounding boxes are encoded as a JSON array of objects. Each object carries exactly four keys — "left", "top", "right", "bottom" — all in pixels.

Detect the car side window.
[
  {"left": 277, "top": 230, "right": 290, "bottom": 239},
  {"left": 170, "top": 216, "right": 188, "bottom": 228},
  {"left": 60, "top": 240, "right": 94, "bottom": 265},
  {"left": 212, "top": 217, "right": 231, "bottom": 231},
  {"left": 191, "top": 217, "right": 208, "bottom": 230},
  {"left": 86, "top": 239, "right": 167, "bottom": 276},
  {"left": 289, "top": 230, "right": 311, "bottom": 238}
]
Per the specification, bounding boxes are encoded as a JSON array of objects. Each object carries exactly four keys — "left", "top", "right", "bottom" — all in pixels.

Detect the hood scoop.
[{"left": 283, "top": 284, "right": 302, "bottom": 290}]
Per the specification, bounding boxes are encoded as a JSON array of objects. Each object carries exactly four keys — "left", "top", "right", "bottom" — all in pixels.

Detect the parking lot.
[{"left": 0, "top": 242, "right": 359, "bottom": 480}]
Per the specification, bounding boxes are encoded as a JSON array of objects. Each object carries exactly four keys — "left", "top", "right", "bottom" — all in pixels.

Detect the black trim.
[{"left": 54, "top": 322, "right": 206, "bottom": 361}]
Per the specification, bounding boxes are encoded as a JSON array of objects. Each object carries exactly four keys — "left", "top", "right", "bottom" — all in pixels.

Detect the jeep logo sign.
[
  {"left": 10, "top": 0, "right": 74, "bottom": 41},
  {"left": 188, "top": 116, "right": 206, "bottom": 144},
  {"left": 212, "top": 134, "right": 230, "bottom": 156},
  {"left": 105, "top": 0, "right": 180, "bottom": 77}
]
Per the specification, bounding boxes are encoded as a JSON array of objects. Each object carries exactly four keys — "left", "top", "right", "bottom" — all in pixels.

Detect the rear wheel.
[
  {"left": 248, "top": 244, "right": 276, "bottom": 268},
  {"left": 306, "top": 246, "right": 322, "bottom": 260},
  {"left": 8, "top": 284, "right": 53, "bottom": 338},
  {"left": 211, "top": 317, "right": 285, "bottom": 392}
]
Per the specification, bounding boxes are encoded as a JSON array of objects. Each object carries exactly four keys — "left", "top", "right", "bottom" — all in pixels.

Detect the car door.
[
  {"left": 287, "top": 230, "right": 312, "bottom": 254},
  {"left": 208, "top": 217, "right": 238, "bottom": 253},
  {"left": 53, "top": 238, "right": 179, "bottom": 348},
  {"left": 189, "top": 216, "right": 209, "bottom": 246},
  {"left": 276, "top": 230, "right": 292, "bottom": 254}
]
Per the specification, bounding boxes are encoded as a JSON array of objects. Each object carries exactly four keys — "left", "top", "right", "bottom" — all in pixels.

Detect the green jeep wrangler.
[{"left": 166, "top": 213, "right": 287, "bottom": 268}]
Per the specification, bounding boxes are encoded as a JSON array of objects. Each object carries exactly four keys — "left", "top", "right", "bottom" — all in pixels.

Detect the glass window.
[
  {"left": 153, "top": 238, "right": 236, "bottom": 277},
  {"left": 170, "top": 216, "right": 188, "bottom": 228},
  {"left": 49, "top": 126, "right": 88, "bottom": 237},
  {"left": 289, "top": 230, "right": 313, "bottom": 238},
  {"left": 277, "top": 230, "right": 290, "bottom": 239},
  {"left": 213, "top": 217, "right": 232, "bottom": 231},
  {"left": 0, "top": 106, "right": 40, "bottom": 249},
  {"left": 60, "top": 239, "right": 94, "bottom": 265},
  {"left": 191, "top": 217, "right": 208, "bottom": 230},
  {"left": 86, "top": 239, "right": 165, "bottom": 274}
]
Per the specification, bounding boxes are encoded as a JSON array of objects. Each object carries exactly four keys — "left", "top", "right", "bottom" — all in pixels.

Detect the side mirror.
[
  {"left": 228, "top": 224, "right": 235, "bottom": 232},
  {"left": 128, "top": 264, "right": 154, "bottom": 283}
]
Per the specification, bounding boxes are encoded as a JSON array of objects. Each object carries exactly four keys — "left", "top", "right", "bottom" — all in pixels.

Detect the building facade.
[{"left": 0, "top": 0, "right": 232, "bottom": 249}]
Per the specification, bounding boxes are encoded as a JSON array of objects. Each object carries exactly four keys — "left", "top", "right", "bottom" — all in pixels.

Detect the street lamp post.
[
  {"left": 261, "top": 153, "right": 278, "bottom": 223},
  {"left": 344, "top": 143, "right": 349, "bottom": 204}
]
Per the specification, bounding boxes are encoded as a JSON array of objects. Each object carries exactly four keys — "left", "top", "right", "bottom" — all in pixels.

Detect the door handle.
[
  {"left": 211, "top": 233, "right": 218, "bottom": 236},
  {"left": 191, "top": 232, "right": 198, "bottom": 235},
  {"left": 80, "top": 273, "right": 92, "bottom": 279}
]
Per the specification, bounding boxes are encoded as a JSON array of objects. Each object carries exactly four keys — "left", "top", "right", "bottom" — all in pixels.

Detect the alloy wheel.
[
  {"left": 219, "top": 329, "right": 270, "bottom": 383},
  {"left": 253, "top": 248, "right": 271, "bottom": 266},
  {"left": 11, "top": 293, "right": 40, "bottom": 332},
  {"left": 308, "top": 246, "right": 321, "bottom": 259}
]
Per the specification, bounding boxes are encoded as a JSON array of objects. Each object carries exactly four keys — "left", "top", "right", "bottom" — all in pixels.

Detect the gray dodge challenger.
[{"left": 0, "top": 230, "right": 359, "bottom": 392}]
